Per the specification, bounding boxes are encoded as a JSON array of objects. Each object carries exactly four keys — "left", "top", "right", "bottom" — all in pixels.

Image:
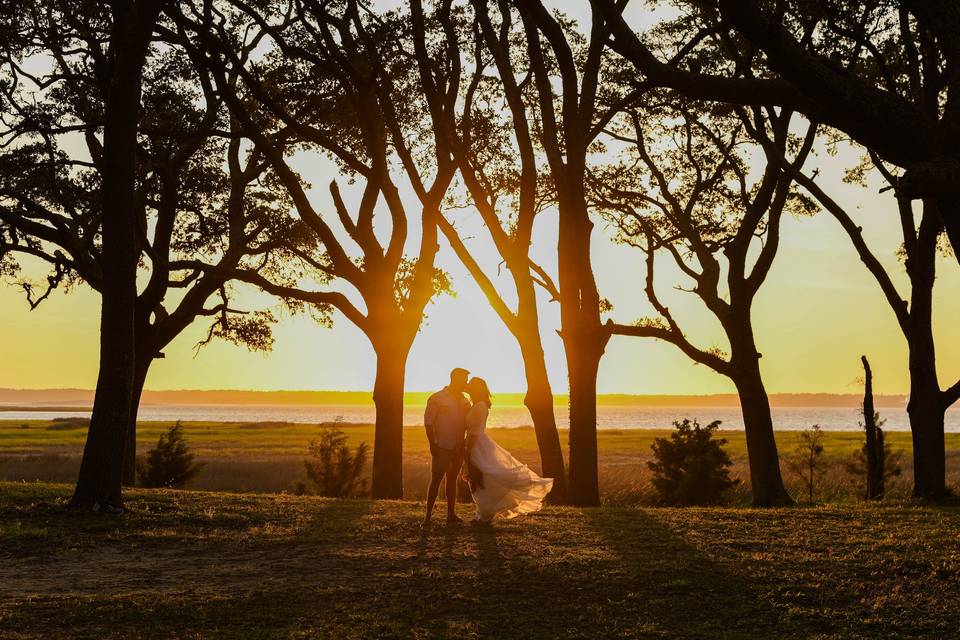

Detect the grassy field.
[
  {"left": 3, "top": 419, "right": 960, "bottom": 502},
  {"left": 1, "top": 481, "right": 959, "bottom": 639}
]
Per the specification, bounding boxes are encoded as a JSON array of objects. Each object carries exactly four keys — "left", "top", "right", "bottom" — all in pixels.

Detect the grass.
[
  {"left": 1, "top": 481, "right": 959, "bottom": 639},
  {"left": 3, "top": 420, "right": 959, "bottom": 502}
]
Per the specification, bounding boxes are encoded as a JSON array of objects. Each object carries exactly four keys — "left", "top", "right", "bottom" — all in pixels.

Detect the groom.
[{"left": 421, "top": 367, "right": 471, "bottom": 529}]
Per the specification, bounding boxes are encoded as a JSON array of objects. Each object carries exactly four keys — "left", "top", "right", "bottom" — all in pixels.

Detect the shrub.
[
  {"left": 785, "top": 424, "right": 826, "bottom": 502},
  {"left": 137, "top": 421, "right": 205, "bottom": 488},
  {"left": 648, "top": 418, "right": 737, "bottom": 506},
  {"left": 302, "top": 425, "right": 369, "bottom": 498}
]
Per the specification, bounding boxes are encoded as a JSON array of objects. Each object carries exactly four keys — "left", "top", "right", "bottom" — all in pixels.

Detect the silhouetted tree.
[
  {"left": 173, "top": 0, "right": 456, "bottom": 498},
  {"left": 596, "top": 83, "right": 814, "bottom": 504},
  {"left": 415, "top": 2, "right": 568, "bottom": 501},
  {"left": 593, "top": 0, "right": 960, "bottom": 266},
  {"left": 491, "top": 0, "right": 641, "bottom": 505},
  {"left": 755, "top": 142, "right": 959, "bottom": 499},
  {"left": 0, "top": 0, "right": 164, "bottom": 511},
  {"left": 0, "top": 10, "right": 301, "bottom": 490}
]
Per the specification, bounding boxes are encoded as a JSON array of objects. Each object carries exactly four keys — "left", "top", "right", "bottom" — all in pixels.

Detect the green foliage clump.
[
  {"left": 846, "top": 411, "right": 903, "bottom": 495},
  {"left": 137, "top": 421, "right": 205, "bottom": 488},
  {"left": 302, "top": 425, "right": 369, "bottom": 498},
  {"left": 648, "top": 418, "right": 737, "bottom": 506}
]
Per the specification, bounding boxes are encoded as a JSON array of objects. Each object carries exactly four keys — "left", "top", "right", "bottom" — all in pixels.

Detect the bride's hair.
[{"left": 467, "top": 377, "right": 492, "bottom": 406}]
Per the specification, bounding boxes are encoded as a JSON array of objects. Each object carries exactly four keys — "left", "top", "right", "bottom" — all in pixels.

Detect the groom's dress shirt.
[{"left": 424, "top": 387, "right": 470, "bottom": 451}]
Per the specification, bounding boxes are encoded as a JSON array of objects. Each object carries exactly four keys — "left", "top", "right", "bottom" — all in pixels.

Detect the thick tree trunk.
[
  {"left": 907, "top": 352, "right": 947, "bottom": 499},
  {"left": 565, "top": 337, "right": 604, "bottom": 506},
  {"left": 729, "top": 338, "right": 793, "bottom": 506},
  {"left": 518, "top": 336, "right": 567, "bottom": 503},
  {"left": 557, "top": 184, "right": 606, "bottom": 507},
  {"left": 370, "top": 338, "right": 411, "bottom": 499},
  {"left": 122, "top": 358, "right": 151, "bottom": 486},
  {"left": 70, "top": 2, "right": 159, "bottom": 510}
]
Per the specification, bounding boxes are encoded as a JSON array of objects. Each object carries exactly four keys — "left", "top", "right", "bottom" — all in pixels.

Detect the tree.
[
  {"left": 648, "top": 418, "right": 737, "bottom": 506},
  {"left": 302, "top": 424, "right": 370, "bottom": 498},
  {"left": 0, "top": 0, "right": 165, "bottom": 511},
  {"left": 593, "top": 0, "right": 960, "bottom": 267},
  {"left": 595, "top": 77, "right": 813, "bottom": 504},
  {"left": 494, "top": 0, "right": 640, "bottom": 505},
  {"left": 755, "top": 143, "right": 959, "bottom": 499},
  {"left": 137, "top": 421, "right": 205, "bottom": 488},
  {"left": 0, "top": 9, "right": 301, "bottom": 490},
  {"left": 173, "top": 0, "right": 457, "bottom": 498},
  {"left": 785, "top": 425, "right": 825, "bottom": 503},
  {"left": 419, "top": 1, "right": 568, "bottom": 501}
]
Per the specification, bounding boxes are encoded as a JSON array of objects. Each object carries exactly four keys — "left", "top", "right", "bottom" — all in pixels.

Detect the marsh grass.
[{"left": 1, "top": 421, "right": 958, "bottom": 503}]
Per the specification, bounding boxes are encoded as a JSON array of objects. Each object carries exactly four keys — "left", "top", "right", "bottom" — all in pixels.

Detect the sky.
[{"left": 1, "top": 3, "right": 959, "bottom": 397}]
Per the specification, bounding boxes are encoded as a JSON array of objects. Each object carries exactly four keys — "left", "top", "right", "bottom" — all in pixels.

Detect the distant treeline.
[{"left": 0, "top": 388, "right": 910, "bottom": 408}]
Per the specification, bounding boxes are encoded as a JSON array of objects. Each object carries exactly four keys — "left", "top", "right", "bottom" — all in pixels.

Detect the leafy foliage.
[
  {"left": 137, "top": 422, "right": 205, "bottom": 488},
  {"left": 648, "top": 418, "right": 737, "bottom": 506},
  {"left": 302, "top": 425, "right": 369, "bottom": 498}
]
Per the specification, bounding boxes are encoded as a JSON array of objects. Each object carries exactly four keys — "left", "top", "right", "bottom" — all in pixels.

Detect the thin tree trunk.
[
  {"left": 122, "top": 358, "right": 151, "bottom": 486},
  {"left": 370, "top": 337, "right": 411, "bottom": 499},
  {"left": 862, "top": 355, "right": 882, "bottom": 500},
  {"left": 518, "top": 335, "right": 567, "bottom": 503},
  {"left": 731, "top": 357, "right": 793, "bottom": 506},
  {"left": 70, "top": 2, "right": 159, "bottom": 510}
]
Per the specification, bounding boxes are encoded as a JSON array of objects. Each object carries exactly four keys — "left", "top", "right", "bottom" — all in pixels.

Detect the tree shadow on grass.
[{"left": 583, "top": 507, "right": 799, "bottom": 639}]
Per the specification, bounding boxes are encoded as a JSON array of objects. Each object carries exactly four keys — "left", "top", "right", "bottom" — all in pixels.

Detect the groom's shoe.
[{"left": 446, "top": 514, "right": 464, "bottom": 525}]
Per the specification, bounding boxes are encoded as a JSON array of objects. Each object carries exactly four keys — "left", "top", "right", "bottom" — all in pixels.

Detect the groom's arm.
[{"left": 423, "top": 397, "right": 438, "bottom": 451}]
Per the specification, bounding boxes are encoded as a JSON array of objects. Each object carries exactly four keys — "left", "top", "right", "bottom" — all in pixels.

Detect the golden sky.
[
  {"left": 1, "top": 3, "right": 958, "bottom": 397},
  {"left": 2, "top": 139, "right": 959, "bottom": 396}
]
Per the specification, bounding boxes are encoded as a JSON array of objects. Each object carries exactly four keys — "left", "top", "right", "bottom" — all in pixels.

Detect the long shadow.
[{"left": 584, "top": 507, "right": 792, "bottom": 639}]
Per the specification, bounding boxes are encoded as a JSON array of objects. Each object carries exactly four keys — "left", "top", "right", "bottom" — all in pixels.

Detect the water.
[{"left": 3, "top": 402, "right": 959, "bottom": 432}]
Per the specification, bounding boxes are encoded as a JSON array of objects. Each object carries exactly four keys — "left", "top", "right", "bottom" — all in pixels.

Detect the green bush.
[
  {"left": 137, "top": 421, "right": 205, "bottom": 488},
  {"left": 648, "top": 418, "right": 738, "bottom": 506},
  {"left": 302, "top": 425, "right": 369, "bottom": 498}
]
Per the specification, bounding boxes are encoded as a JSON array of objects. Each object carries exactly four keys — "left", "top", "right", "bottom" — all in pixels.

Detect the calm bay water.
[{"left": 4, "top": 403, "right": 960, "bottom": 432}]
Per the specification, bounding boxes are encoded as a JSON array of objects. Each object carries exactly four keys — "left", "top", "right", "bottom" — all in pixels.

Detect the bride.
[{"left": 463, "top": 377, "right": 553, "bottom": 523}]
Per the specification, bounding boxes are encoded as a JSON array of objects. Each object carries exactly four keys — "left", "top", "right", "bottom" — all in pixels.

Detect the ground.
[
  {"left": 1, "top": 482, "right": 959, "bottom": 639},
  {"left": 4, "top": 421, "right": 960, "bottom": 501}
]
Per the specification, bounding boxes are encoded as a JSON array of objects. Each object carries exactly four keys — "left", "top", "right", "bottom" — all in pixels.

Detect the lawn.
[
  {"left": 1, "top": 482, "right": 958, "bottom": 639},
  {"left": 3, "top": 420, "right": 960, "bottom": 502}
]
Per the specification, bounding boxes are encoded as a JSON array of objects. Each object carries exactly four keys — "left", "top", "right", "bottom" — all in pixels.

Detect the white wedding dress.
[{"left": 466, "top": 401, "right": 553, "bottom": 522}]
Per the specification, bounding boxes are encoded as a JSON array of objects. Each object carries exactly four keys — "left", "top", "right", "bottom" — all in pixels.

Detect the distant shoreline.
[{"left": 0, "top": 388, "right": 910, "bottom": 408}]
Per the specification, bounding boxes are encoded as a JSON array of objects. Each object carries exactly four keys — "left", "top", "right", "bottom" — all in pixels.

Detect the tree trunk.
[
  {"left": 69, "top": 2, "right": 159, "bottom": 510},
  {"left": 731, "top": 357, "right": 793, "bottom": 506},
  {"left": 370, "top": 337, "right": 411, "bottom": 499},
  {"left": 565, "top": 336, "right": 604, "bottom": 506},
  {"left": 861, "top": 355, "right": 883, "bottom": 500},
  {"left": 906, "top": 353, "right": 947, "bottom": 499},
  {"left": 122, "top": 358, "right": 151, "bottom": 486},
  {"left": 518, "top": 336, "right": 567, "bottom": 503}
]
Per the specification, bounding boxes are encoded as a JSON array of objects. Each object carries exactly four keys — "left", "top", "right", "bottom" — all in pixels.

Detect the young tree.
[
  {"left": 595, "top": 88, "right": 814, "bottom": 505},
  {"left": 785, "top": 425, "right": 826, "bottom": 503},
  {"left": 648, "top": 418, "right": 737, "bottom": 506},
  {"left": 174, "top": 0, "right": 457, "bottom": 498},
  {"left": 0, "top": 13, "right": 300, "bottom": 490}
]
